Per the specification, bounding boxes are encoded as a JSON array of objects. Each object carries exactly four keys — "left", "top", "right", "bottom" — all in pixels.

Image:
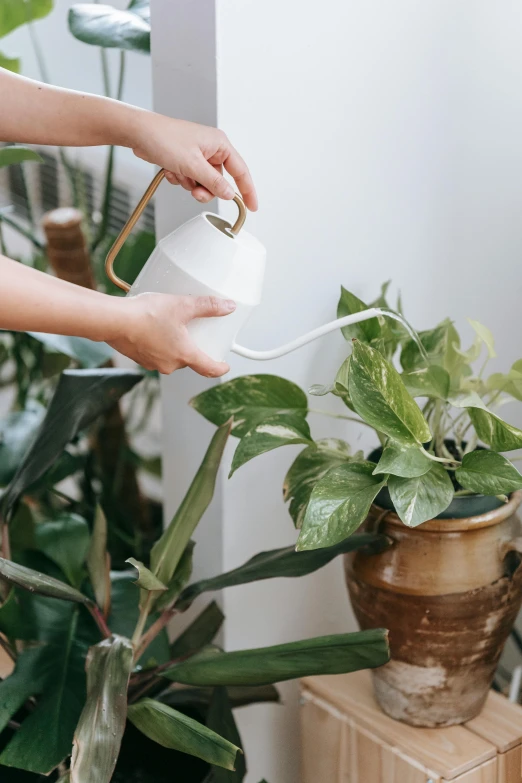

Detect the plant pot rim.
[{"left": 372, "top": 490, "right": 522, "bottom": 532}]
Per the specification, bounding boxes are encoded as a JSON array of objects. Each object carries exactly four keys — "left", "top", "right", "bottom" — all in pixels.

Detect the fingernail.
[
  {"left": 194, "top": 192, "right": 205, "bottom": 202},
  {"left": 224, "top": 300, "right": 236, "bottom": 312}
]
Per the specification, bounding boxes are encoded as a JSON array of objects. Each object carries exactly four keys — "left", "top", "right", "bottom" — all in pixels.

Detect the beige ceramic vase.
[{"left": 345, "top": 491, "right": 522, "bottom": 727}]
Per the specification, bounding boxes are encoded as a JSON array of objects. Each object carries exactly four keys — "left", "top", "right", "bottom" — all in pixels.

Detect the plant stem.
[
  {"left": 308, "top": 408, "right": 374, "bottom": 428},
  {"left": 421, "top": 447, "right": 458, "bottom": 466},
  {"left": 0, "top": 213, "right": 44, "bottom": 250},
  {"left": 131, "top": 592, "right": 154, "bottom": 650},
  {"left": 87, "top": 601, "right": 111, "bottom": 639},
  {"left": 100, "top": 48, "right": 112, "bottom": 98},
  {"left": 134, "top": 606, "right": 179, "bottom": 662},
  {"left": 0, "top": 634, "right": 16, "bottom": 662},
  {"left": 49, "top": 487, "right": 77, "bottom": 505}
]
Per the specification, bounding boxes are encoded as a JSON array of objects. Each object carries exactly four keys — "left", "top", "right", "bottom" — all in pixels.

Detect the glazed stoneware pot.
[{"left": 345, "top": 491, "right": 522, "bottom": 728}]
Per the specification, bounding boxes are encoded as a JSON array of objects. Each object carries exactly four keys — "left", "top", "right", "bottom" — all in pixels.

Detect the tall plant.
[
  {"left": 0, "top": 367, "right": 389, "bottom": 782},
  {"left": 191, "top": 282, "right": 522, "bottom": 549}
]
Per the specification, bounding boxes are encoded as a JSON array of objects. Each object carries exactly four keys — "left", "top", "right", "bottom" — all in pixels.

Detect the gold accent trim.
[{"left": 105, "top": 168, "right": 247, "bottom": 292}]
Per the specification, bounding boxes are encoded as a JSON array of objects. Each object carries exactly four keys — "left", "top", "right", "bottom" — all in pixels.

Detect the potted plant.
[
  {"left": 191, "top": 282, "right": 522, "bottom": 728},
  {"left": 0, "top": 365, "right": 389, "bottom": 782}
]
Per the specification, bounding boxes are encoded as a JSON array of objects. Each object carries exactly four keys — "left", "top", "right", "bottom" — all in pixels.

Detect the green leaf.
[
  {"left": 0, "top": 0, "right": 53, "bottom": 37},
  {"left": 456, "top": 451, "right": 522, "bottom": 496},
  {"left": 468, "top": 319, "right": 496, "bottom": 359},
  {"left": 163, "top": 629, "right": 390, "bottom": 687},
  {"left": 177, "top": 533, "right": 389, "bottom": 610},
  {"left": 0, "top": 146, "right": 43, "bottom": 168},
  {"left": 127, "top": 698, "right": 241, "bottom": 770},
  {"left": 402, "top": 366, "right": 450, "bottom": 399},
  {"left": 1, "top": 368, "right": 143, "bottom": 516},
  {"left": 229, "top": 413, "right": 312, "bottom": 476},
  {"left": 87, "top": 505, "right": 110, "bottom": 615},
  {"left": 297, "top": 462, "right": 387, "bottom": 551},
  {"left": 151, "top": 420, "right": 231, "bottom": 585},
  {"left": 158, "top": 684, "right": 279, "bottom": 712},
  {"left": 155, "top": 541, "right": 195, "bottom": 612},
  {"left": 70, "top": 635, "right": 134, "bottom": 783},
  {"left": 126, "top": 557, "right": 168, "bottom": 593},
  {"left": 170, "top": 601, "right": 225, "bottom": 660},
  {"left": 349, "top": 341, "right": 431, "bottom": 445},
  {"left": 109, "top": 572, "right": 170, "bottom": 666},
  {"left": 388, "top": 463, "right": 454, "bottom": 527},
  {"left": 28, "top": 332, "right": 114, "bottom": 368},
  {"left": 0, "top": 604, "right": 91, "bottom": 774},
  {"left": 373, "top": 441, "right": 432, "bottom": 478},
  {"left": 206, "top": 686, "right": 246, "bottom": 782},
  {"left": 283, "top": 439, "right": 352, "bottom": 528},
  {"left": 0, "top": 400, "right": 45, "bottom": 487},
  {"left": 68, "top": 2, "right": 150, "bottom": 53},
  {"left": 190, "top": 375, "right": 308, "bottom": 437},
  {"left": 0, "top": 556, "right": 91, "bottom": 604},
  {"left": 35, "top": 513, "right": 90, "bottom": 588},
  {"left": 469, "top": 407, "right": 522, "bottom": 451},
  {"left": 0, "top": 51, "right": 20, "bottom": 72},
  {"left": 337, "top": 286, "right": 380, "bottom": 342},
  {"left": 400, "top": 320, "right": 462, "bottom": 374}
]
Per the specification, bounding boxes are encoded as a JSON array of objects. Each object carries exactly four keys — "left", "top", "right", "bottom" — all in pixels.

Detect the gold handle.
[{"left": 105, "top": 168, "right": 248, "bottom": 293}]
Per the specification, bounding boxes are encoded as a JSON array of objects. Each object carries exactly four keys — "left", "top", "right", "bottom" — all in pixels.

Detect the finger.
[
  {"left": 190, "top": 155, "right": 235, "bottom": 201},
  {"left": 223, "top": 146, "right": 258, "bottom": 211},
  {"left": 192, "top": 185, "right": 214, "bottom": 203},
  {"left": 182, "top": 295, "right": 236, "bottom": 321},
  {"left": 185, "top": 346, "right": 230, "bottom": 378},
  {"left": 164, "top": 171, "right": 180, "bottom": 186},
  {"left": 177, "top": 173, "right": 197, "bottom": 191}
]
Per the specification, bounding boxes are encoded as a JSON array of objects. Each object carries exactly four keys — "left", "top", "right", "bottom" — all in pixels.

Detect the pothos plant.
[
  {"left": 0, "top": 368, "right": 389, "bottom": 783},
  {"left": 191, "top": 282, "right": 522, "bottom": 549}
]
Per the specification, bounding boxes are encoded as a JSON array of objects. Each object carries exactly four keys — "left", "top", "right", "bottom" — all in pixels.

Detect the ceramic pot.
[{"left": 345, "top": 491, "right": 522, "bottom": 727}]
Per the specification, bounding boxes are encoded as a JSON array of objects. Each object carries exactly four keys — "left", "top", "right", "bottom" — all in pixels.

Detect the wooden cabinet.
[{"left": 300, "top": 671, "right": 522, "bottom": 783}]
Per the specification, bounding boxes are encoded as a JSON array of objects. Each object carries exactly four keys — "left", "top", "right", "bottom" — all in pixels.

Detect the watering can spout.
[{"left": 231, "top": 308, "right": 383, "bottom": 361}]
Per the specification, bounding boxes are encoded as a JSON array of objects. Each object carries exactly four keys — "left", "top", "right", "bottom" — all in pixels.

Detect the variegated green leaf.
[
  {"left": 456, "top": 451, "right": 522, "bottom": 496},
  {"left": 230, "top": 413, "right": 312, "bottom": 476},
  {"left": 373, "top": 441, "right": 432, "bottom": 478},
  {"left": 388, "top": 463, "right": 454, "bottom": 527}
]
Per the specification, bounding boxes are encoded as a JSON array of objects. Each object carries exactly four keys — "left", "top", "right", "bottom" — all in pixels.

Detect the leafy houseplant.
[
  {"left": 0, "top": 368, "right": 389, "bottom": 782},
  {"left": 190, "top": 282, "right": 522, "bottom": 726}
]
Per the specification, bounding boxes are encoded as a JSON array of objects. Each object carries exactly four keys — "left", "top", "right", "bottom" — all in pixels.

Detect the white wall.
[{"left": 153, "top": 2, "right": 522, "bottom": 781}]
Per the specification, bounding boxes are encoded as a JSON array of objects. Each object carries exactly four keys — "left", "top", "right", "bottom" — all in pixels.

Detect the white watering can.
[{"left": 106, "top": 169, "right": 397, "bottom": 362}]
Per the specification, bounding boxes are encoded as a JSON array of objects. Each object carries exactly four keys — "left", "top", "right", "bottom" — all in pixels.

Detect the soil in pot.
[{"left": 345, "top": 479, "right": 522, "bottom": 728}]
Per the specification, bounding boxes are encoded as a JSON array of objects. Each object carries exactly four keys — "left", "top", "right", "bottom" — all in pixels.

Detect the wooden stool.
[{"left": 300, "top": 671, "right": 522, "bottom": 782}]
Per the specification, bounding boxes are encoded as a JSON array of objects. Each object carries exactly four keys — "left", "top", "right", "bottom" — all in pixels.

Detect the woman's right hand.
[{"left": 109, "top": 293, "right": 236, "bottom": 377}]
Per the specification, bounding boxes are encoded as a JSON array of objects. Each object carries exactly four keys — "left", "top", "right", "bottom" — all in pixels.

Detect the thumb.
[
  {"left": 184, "top": 296, "right": 236, "bottom": 321},
  {"left": 191, "top": 156, "right": 235, "bottom": 200}
]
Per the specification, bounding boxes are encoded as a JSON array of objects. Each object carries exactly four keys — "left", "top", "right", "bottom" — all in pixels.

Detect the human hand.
[
  {"left": 131, "top": 114, "right": 258, "bottom": 211},
  {"left": 108, "top": 293, "right": 235, "bottom": 376}
]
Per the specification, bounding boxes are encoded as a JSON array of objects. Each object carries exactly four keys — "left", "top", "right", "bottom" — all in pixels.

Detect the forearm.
[
  {"left": 0, "top": 255, "right": 123, "bottom": 342},
  {"left": 0, "top": 69, "right": 141, "bottom": 149}
]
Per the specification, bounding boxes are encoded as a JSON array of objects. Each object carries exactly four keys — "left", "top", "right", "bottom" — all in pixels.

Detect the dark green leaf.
[
  {"left": 297, "top": 462, "right": 387, "bottom": 551},
  {"left": 71, "top": 635, "right": 134, "bottom": 783},
  {"left": 0, "top": 0, "right": 53, "bottom": 37},
  {"left": 109, "top": 572, "right": 170, "bottom": 666},
  {"left": 0, "top": 146, "right": 43, "bottom": 168},
  {"left": 1, "top": 368, "right": 143, "bottom": 516},
  {"left": 87, "top": 505, "right": 110, "bottom": 615},
  {"left": 158, "top": 684, "right": 279, "bottom": 712},
  {"left": 373, "top": 441, "right": 432, "bottom": 478},
  {"left": 151, "top": 420, "right": 231, "bottom": 585},
  {"left": 170, "top": 601, "right": 225, "bottom": 660},
  {"left": 388, "top": 463, "right": 454, "bottom": 527},
  {"left": 230, "top": 413, "right": 312, "bottom": 476},
  {"left": 402, "top": 366, "right": 450, "bottom": 399},
  {"left": 68, "top": 2, "right": 150, "bottom": 53},
  {"left": 102, "top": 230, "right": 155, "bottom": 296},
  {"left": 207, "top": 686, "right": 246, "bottom": 782},
  {"left": 163, "top": 629, "right": 389, "bottom": 686},
  {"left": 456, "top": 451, "right": 522, "bottom": 496},
  {"left": 337, "top": 286, "right": 380, "bottom": 342},
  {"left": 0, "top": 51, "right": 20, "bottom": 72},
  {"left": 0, "top": 556, "right": 91, "bottom": 604},
  {"left": 0, "top": 605, "right": 90, "bottom": 773},
  {"left": 127, "top": 698, "right": 241, "bottom": 770},
  {"left": 283, "top": 439, "right": 352, "bottom": 528},
  {"left": 28, "top": 332, "right": 114, "bottom": 368},
  {"left": 35, "top": 513, "right": 90, "bottom": 588},
  {"left": 349, "top": 341, "right": 431, "bottom": 445},
  {"left": 0, "top": 400, "right": 45, "bottom": 487},
  {"left": 190, "top": 375, "right": 308, "bottom": 438},
  {"left": 27, "top": 449, "right": 85, "bottom": 495},
  {"left": 177, "top": 533, "right": 389, "bottom": 610}
]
